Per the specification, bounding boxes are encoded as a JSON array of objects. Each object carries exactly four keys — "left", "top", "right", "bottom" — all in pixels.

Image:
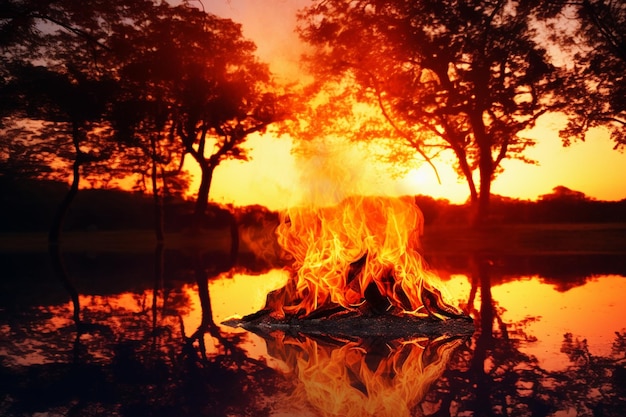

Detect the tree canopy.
[
  {"left": 541, "top": 0, "right": 626, "bottom": 148},
  {"left": 295, "top": 0, "right": 602, "bottom": 223},
  {"left": 1, "top": 0, "right": 282, "bottom": 243}
]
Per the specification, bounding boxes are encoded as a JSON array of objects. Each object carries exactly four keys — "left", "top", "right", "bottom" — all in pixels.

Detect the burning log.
[
  {"left": 225, "top": 275, "right": 474, "bottom": 339},
  {"left": 224, "top": 308, "right": 474, "bottom": 339}
]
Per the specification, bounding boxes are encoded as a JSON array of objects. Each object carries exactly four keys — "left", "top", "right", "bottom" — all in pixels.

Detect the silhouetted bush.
[{"left": 1, "top": 180, "right": 625, "bottom": 233}]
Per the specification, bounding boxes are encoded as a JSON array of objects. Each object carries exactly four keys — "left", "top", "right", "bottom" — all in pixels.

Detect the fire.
[
  {"left": 267, "top": 334, "right": 463, "bottom": 417},
  {"left": 266, "top": 195, "right": 460, "bottom": 319}
]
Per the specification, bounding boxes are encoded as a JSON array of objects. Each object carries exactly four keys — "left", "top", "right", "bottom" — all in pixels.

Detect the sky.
[{"left": 191, "top": 0, "right": 626, "bottom": 210}]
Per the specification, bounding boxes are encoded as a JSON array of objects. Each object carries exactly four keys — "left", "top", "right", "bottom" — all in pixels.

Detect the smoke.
[{"left": 290, "top": 137, "right": 392, "bottom": 207}]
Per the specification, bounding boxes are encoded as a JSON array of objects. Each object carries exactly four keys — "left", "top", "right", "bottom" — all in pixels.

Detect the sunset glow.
[
  {"left": 489, "top": 275, "right": 626, "bottom": 371},
  {"left": 195, "top": 121, "right": 626, "bottom": 210},
  {"left": 3, "top": 0, "right": 626, "bottom": 415},
  {"left": 191, "top": 1, "right": 626, "bottom": 210}
]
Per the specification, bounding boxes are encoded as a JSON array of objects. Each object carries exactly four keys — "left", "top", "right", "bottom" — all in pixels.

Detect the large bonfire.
[
  {"left": 233, "top": 194, "right": 471, "bottom": 336},
  {"left": 229, "top": 163, "right": 472, "bottom": 415}
]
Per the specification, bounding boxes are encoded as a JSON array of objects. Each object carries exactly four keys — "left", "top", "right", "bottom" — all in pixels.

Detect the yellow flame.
[{"left": 268, "top": 195, "right": 458, "bottom": 317}]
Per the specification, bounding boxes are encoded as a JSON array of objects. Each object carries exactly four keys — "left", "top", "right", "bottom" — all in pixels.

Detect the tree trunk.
[
  {"left": 48, "top": 123, "right": 82, "bottom": 246},
  {"left": 192, "top": 157, "right": 239, "bottom": 257},
  {"left": 472, "top": 113, "right": 494, "bottom": 227},
  {"left": 477, "top": 165, "right": 492, "bottom": 226},
  {"left": 451, "top": 145, "right": 479, "bottom": 205},
  {"left": 150, "top": 135, "right": 164, "bottom": 243},
  {"left": 193, "top": 161, "right": 214, "bottom": 219}
]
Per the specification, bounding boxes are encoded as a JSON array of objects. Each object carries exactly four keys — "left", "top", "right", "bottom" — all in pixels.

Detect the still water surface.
[{"left": 1, "top": 251, "right": 625, "bottom": 416}]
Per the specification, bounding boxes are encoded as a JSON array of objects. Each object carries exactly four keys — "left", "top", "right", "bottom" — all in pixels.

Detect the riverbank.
[
  {"left": 1, "top": 223, "right": 625, "bottom": 254},
  {"left": 0, "top": 229, "right": 233, "bottom": 253},
  {"left": 422, "top": 223, "right": 626, "bottom": 255}
]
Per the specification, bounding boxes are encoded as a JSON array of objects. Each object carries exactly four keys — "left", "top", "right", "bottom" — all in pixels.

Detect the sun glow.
[
  {"left": 185, "top": 1, "right": 626, "bottom": 210},
  {"left": 192, "top": 122, "right": 626, "bottom": 211}
]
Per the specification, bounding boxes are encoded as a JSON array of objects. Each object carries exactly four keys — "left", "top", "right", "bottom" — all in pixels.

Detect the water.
[{"left": 1, "top": 250, "right": 625, "bottom": 416}]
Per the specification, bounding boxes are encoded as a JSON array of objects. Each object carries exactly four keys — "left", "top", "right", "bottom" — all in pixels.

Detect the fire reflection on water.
[
  {"left": 262, "top": 334, "right": 464, "bottom": 417},
  {"left": 202, "top": 269, "right": 467, "bottom": 416},
  {"left": 2, "top": 259, "right": 626, "bottom": 416},
  {"left": 202, "top": 271, "right": 626, "bottom": 375},
  {"left": 6, "top": 270, "right": 623, "bottom": 375}
]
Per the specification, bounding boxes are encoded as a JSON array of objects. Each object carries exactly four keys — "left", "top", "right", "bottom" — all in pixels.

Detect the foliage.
[
  {"left": 539, "top": 0, "right": 626, "bottom": 148},
  {"left": 296, "top": 0, "right": 565, "bottom": 222},
  {"left": 106, "top": 2, "right": 286, "bottom": 217},
  {"left": 1, "top": 0, "right": 285, "bottom": 240}
]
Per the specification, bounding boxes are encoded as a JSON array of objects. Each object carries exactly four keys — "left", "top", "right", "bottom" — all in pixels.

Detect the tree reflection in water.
[
  {"left": 1, "top": 250, "right": 625, "bottom": 416},
  {"left": 422, "top": 254, "right": 626, "bottom": 417},
  {"left": 0, "top": 245, "right": 287, "bottom": 417}
]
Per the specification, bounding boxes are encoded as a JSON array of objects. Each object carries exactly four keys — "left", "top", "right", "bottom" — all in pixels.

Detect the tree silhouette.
[
  {"left": 137, "top": 5, "right": 283, "bottom": 223},
  {"left": 297, "top": 0, "right": 564, "bottom": 224},
  {"left": 540, "top": 0, "right": 625, "bottom": 148},
  {"left": 539, "top": 185, "right": 590, "bottom": 202},
  {"left": 106, "top": 2, "right": 194, "bottom": 242},
  {"left": 10, "top": 64, "right": 117, "bottom": 245},
  {"left": 1, "top": 0, "right": 156, "bottom": 244},
  {"left": 101, "top": 2, "right": 286, "bottom": 246}
]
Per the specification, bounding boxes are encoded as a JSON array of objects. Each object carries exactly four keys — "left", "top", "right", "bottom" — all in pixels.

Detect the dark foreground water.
[{"left": 1, "top": 249, "right": 625, "bottom": 416}]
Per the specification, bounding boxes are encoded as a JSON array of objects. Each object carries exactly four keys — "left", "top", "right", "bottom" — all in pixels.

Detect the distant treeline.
[
  {"left": 0, "top": 178, "right": 221, "bottom": 232},
  {"left": 416, "top": 187, "right": 626, "bottom": 225},
  {"left": 1, "top": 179, "right": 625, "bottom": 233}
]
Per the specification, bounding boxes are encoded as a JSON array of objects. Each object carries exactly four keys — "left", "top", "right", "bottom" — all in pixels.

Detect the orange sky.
[{"left": 193, "top": 0, "right": 626, "bottom": 210}]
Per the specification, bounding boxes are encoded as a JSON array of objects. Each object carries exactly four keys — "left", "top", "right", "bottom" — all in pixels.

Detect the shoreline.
[{"left": 1, "top": 222, "right": 625, "bottom": 254}]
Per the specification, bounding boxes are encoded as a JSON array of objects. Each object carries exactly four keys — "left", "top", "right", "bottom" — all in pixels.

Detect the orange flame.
[
  {"left": 266, "top": 334, "right": 463, "bottom": 417},
  {"left": 267, "top": 195, "right": 460, "bottom": 319}
]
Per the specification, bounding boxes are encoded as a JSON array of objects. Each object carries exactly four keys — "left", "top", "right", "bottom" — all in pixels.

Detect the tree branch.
[{"left": 365, "top": 70, "right": 442, "bottom": 184}]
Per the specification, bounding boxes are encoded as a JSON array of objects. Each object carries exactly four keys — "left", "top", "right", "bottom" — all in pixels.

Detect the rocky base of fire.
[{"left": 223, "top": 308, "right": 475, "bottom": 339}]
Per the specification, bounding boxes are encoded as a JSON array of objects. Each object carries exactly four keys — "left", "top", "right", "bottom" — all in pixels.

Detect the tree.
[
  {"left": 106, "top": 2, "right": 288, "bottom": 260},
  {"left": 297, "top": 0, "right": 564, "bottom": 224},
  {"left": 9, "top": 64, "right": 117, "bottom": 245},
  {"left": 1, "top": 1, "right": 198, "bottom": 244},
  {"left": 538, "top": 185, "right": 590, "bottom": 202},
  {"left": 540, "top": 0, "right": 626, "bottom": 148},
  {"left": 106, "top": 3, "right": 284, "bottom": 253},
  {"left": 106, "top": 2, "right": 192, "bottom": 243},
  {"left": 2, "top": 1, "right": 283, "bottom": 245},
  {"left": 1, "top": 1, "right": 162, "bottom": 245},
  {"left": 136, "top": 5, "right": 282, "bottom": 222}
]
